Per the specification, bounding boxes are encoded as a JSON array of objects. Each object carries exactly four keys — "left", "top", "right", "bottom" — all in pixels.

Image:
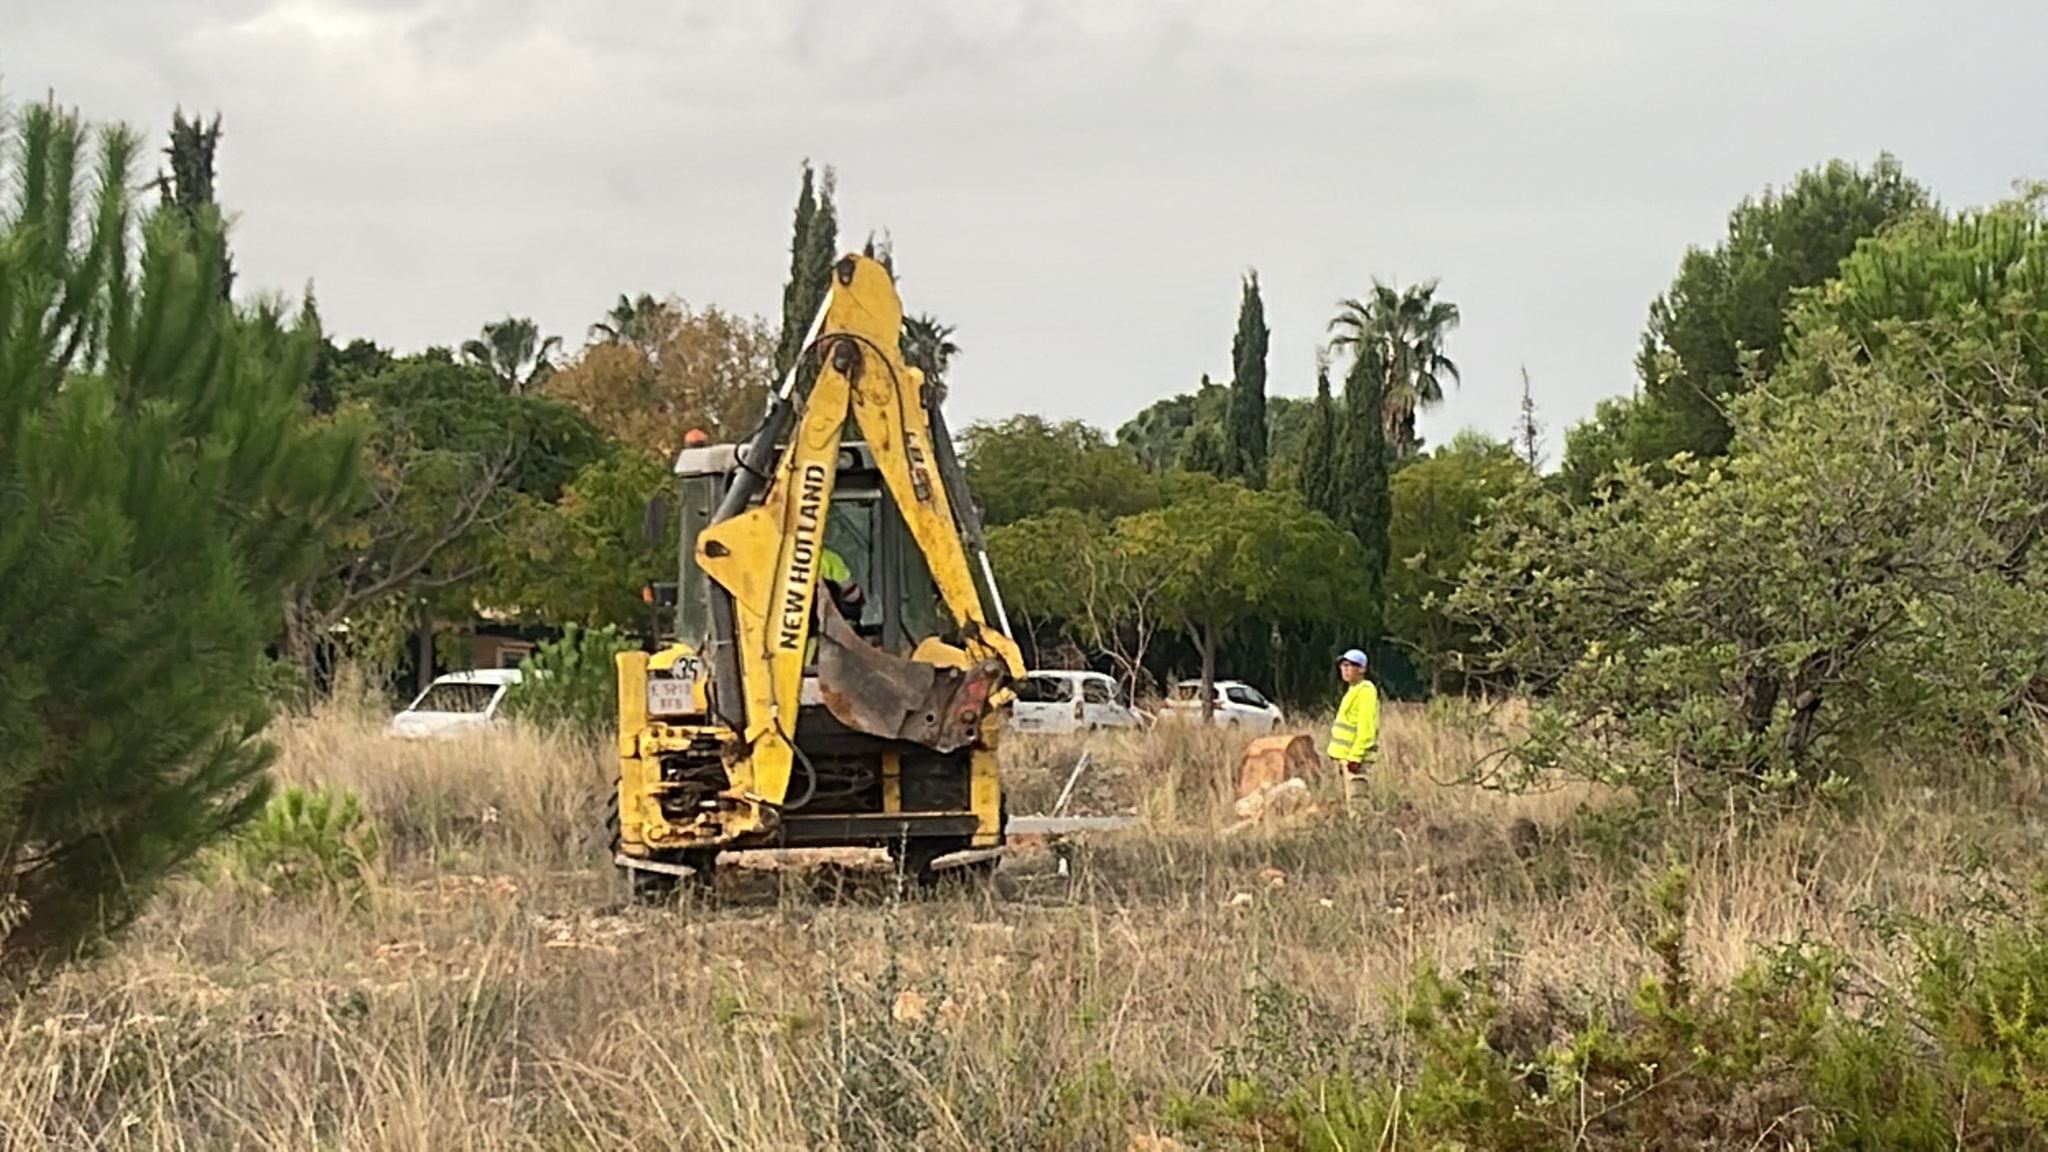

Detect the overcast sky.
[{"left": 9, "top": 0, "right": 2045, "bottom": 453}]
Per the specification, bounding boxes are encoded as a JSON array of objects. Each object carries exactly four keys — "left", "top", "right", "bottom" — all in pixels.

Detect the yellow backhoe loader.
[{"left": 612, "top": 252, "right": 1024, "bottom": 897}]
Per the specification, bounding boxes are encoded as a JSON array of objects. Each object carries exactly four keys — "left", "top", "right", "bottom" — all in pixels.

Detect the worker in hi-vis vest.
[
  {"left": 806, "top": 547, "right": 867, "bottom": 666},
  {"left": 1327, "top": 648, "right": 1379, "bottom": 809}
]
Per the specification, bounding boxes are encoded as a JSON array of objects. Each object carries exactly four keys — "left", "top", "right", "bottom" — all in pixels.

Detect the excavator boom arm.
[{"left": 694, "top": 254, "right": 1023, "bottom": 812}]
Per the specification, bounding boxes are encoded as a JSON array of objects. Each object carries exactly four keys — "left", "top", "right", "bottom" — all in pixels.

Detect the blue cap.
[{"left": 1340, "top": 648, "right": 1368, "bottom": 667}]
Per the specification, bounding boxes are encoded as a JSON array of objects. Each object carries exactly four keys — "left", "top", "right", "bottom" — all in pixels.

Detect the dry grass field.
[{"left": 3, "top": 699, "right": 2045, "bottom": 1149}]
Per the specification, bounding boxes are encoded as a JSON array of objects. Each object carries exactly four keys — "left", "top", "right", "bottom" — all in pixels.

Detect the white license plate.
[{"left": 646, "top": 677, "right": 695, "bottom": 717}]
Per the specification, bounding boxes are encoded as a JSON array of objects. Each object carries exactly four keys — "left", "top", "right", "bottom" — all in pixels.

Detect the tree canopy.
[
  {"left": 0, "top": 101, "right": 358, "bottom": 975},
  {"left": 544, "top": 298, "right": 774, "bottom": 459},
  {"left": 1457, "top": 193, "right": 2048, "bottom": 793},
  {"left": 962, "top": 415, "right": 1162, "bottom": 527}
]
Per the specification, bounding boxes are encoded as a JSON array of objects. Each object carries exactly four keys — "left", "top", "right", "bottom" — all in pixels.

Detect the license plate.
[{"left": 646, "top": 677, "right": 696, "bottom": 717}]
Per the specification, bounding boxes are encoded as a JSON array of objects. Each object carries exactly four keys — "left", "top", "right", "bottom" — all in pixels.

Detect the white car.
[
  {"left": 389, "top": 669, "right": 524, "bottom": 739},
  {"left": 1162, "top": 679, "right": 1284, "bottom": 731},
  {"left": 1009, "top": 670, "right": 1143, "bottom": 734}
]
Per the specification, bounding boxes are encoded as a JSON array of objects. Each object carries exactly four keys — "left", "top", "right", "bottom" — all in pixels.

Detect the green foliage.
[
  {"left": 153, "top": 109, "right": 232, "bottom": 300},
  {"left": 1116, "top": 376, "right": 1228, "bottom": 473},
  {"left": 1129, "top": 476, "right": 1365, "bottom": 701},
  {"left": 1334, "top": 343, "right": 1391, "bottom": 643},
  {"left": 503, "top": 624, "right": 638, "bottom": 736},
  {"left": 1223, "top": 271, "right": 1269, "bottom": 488},
  {"left": 1453, "top": 336, "right": 2048, "bottom": 792},
  {"left": 0, "top": 100, "right": 359, "bottom": 978},
  {"left": 1556, "top": 393, "right": 1649, "bottom": 502},
  {"left": 1294, "top": 357, "right": 1340, "bottom": 521},
  {"left": 1166, "top": 862, "right": 2048, "bottom": 1151},
  {"left": 962, "top": 415, "right": 1161, "bottom": 526},
  {"left": 1787, "top": 200, "right": 2048, "bottom": 387},
  {"left": 1385, "top": 433, "right": 1529, "bottom": 690},
  {"left": 1561, "top": 155, "right": 1930, "bottom": 494},
  {"left": 307, "top": 335, "right": 393, "bottom": 414},
  {"left": 1903, "top": 884, "right": 2048, "bottom": 1140},
  {"left": 1177, "top": 420, "right": 1227, "bottom": 475},
  {"left": 1329, "top": 279, "right": 1461, "bottom": 459},
  {"left": 461, "top": 315, "right": 562, "bottom": 394},
  {"left": 1262, "top": 392, "right": 1314, "bottom": 492},
  {"left": 285, "top": 354, "right": 612, "bottom": 672},
  {"left": 485, "top": 446, "right": 675, "bottom": 629},
  {"left": 986, "top": 508, "right": 1097, "bottom": 630},
  {"left": 990, "top": 506, "right": 1187, "bottom": 694},
  {"left": 229, "top": 785, "right": 382, "bottom": 902},
  {"left": 775, "top": 161, "right": 837, "bottom": 381},
  {"left": 900, "top": 313, "right": 959, "bottom": 387}
]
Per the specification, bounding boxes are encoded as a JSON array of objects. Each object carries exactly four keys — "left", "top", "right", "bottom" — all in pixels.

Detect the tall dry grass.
[{"left": 1, "top": 699, "right": 2041, "bottom": 1148}]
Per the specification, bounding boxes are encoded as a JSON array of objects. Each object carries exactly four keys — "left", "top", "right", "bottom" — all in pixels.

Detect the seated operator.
[
  {"left": 819, "top": 545, "right": 866, "bottom": 625},
  {"left": 806, "top": 545, "right": 869, "bottom": 667}
]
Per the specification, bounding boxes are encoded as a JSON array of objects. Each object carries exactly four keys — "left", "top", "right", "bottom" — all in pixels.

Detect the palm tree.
[
  {"left": 590, "top": 293, "right": 666, "bottom": 347},
  {"left": 1326, "top": 279, "right": 1460, "bottom": 456},
  {"left": 462, "top": 316, "right": 562, "bottom": 394},
  {"left": 901, "top": 313, "right": 960, "bottom": 389}
]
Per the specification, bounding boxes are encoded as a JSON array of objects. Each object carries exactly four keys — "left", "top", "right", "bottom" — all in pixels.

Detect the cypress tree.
[
  {"left": 807, "top": 166, "right": 839, "bottom": 305},
  {"left": 157, "top": 109, "right": 233, "bottom": 301},
  {"left": 0, "top": 101, "right": 359, "bottom": 979},
  {"left": 1299, "top": 350, "right": 1340, "bottom": 521},
  {"left": 1338, "top": 346, "right": 1392, "bottom": 641},
  {"left": 772, "top": 162, "right": 839, "bottom": 388},
  {"left": 1223, "top": 271, "right": 1269, "bottom": 488},
  {"left": 775, "top": 163, "right": 819, "bottom": 380}
]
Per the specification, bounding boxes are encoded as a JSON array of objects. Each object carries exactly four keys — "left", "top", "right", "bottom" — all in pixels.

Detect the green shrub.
[
  {"left": 1164, "top": 865, "right": 2048, "bottom": 1151},
  {"left": 232, "top": 785, "right": 383, "bottom": 902},
  {"left": 502, "top": 623, "right": 637, "bottom": 737}
]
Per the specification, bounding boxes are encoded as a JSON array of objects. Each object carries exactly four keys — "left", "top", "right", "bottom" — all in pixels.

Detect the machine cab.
[{"left": 667, "top": 439, "right": 949, "bottom": 666}]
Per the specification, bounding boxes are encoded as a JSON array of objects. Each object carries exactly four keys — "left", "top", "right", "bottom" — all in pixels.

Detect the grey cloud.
[{"left": 5, "top": 0, "right": 2047, "bottom": 447}]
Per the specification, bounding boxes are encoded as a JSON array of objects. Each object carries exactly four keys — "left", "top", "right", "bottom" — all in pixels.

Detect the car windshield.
[
  {"left": 1015, "top": 676, "right": 1073, "bottom": 703},
  {"left": 410, "top": 682, "right": 498, "bottom": 713}
]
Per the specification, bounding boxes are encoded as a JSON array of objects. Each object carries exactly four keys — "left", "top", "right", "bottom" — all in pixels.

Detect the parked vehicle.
[
  {"left": 1162, "top": 679, "right": 1284, "bottom": 731},
  {"left": 388, "top": 669, "right": 524, "bottom": 739},
  {"left": 1010, "top": 670, "right": 1144, "bottom": 734}
]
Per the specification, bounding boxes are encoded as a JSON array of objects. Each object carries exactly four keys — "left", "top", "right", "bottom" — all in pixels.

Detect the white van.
[
  {"left": 388, "top": 669, "right": 524, "bottom": 739},
  {"left": 1010, "top": 670, "right": 1143, "bottom": 734}
]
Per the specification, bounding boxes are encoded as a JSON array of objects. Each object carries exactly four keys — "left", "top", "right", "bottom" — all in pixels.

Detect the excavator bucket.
[{"left": 815, "top": 596, "right": 1006, "bottom": 752}]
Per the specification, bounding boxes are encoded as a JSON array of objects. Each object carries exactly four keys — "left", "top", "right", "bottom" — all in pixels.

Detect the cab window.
[
  {"left": 1082, "top": 679, "right": 1113, "bottom": 705},
  {"left": 1226, "top": 685, "right": 1267, "bottom": 708},
  {"left": 823, "top": 493, "right": 880, "bottom": 630},
  {"left": 1015, "top": 675, "right": 1073, "bottom": 704}
]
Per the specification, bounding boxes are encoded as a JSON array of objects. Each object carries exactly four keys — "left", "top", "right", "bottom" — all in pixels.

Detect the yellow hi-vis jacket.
[
  {"left": 1327, "top": 681, "right": 1380, "bottom": 763},
  {"left": 805, "top": 549, "right": 853, "bottom": 666}
]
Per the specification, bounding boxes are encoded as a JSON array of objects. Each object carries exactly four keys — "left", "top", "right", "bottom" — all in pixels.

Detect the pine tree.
[
  {"left": 1299, "top": 349, "right": 1340, "bottom": 520},
  {"left": 0, "top": 100, "right": 359, "bottom": 980},
  {"left": 1338, "top": 345, "right": 1392, "bottom": 641},
  {"left": 1223, "top": 271, "right": 1269, "bottom": 488}
]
